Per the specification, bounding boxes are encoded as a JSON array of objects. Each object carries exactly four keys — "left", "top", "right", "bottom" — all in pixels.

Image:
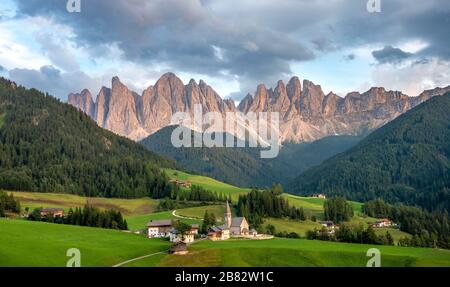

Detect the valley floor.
[{"left": 1, "top": 219, "right": 449, "bottom": 267}]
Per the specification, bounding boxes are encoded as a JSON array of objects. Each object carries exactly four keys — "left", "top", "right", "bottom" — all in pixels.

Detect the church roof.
[
  {"left": 231, "top": 217, "right": 246, "bottom": 227},
  {"left": 147, "top": 219, "right": 172, "bottom": 227}
]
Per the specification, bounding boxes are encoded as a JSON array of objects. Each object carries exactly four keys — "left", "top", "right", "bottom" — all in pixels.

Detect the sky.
[{"left": 0, "top": 0, "right": 449, "bottom": 102}]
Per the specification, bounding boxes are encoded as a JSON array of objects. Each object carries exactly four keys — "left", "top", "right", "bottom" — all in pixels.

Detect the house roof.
[
  {"left": 209, "top": 224, "right": 229, "bottom": 233},
  {"left": 319, "top": 221, "right": 334, "bottom": 226},
  {"left": 231, "top": 217, "right": 246, "bottom": 227},
  {"left": 170, "top": 242, "right": 187, "bottom": 252},
  {"left": 191, "top": 224, "right": 200, "bottom": 229},
  {"left": 40, "top": 208, "right": 64, "bottom": 212},
  {"left": 147, "top": 219, "right": 172, "bottom": 227}
]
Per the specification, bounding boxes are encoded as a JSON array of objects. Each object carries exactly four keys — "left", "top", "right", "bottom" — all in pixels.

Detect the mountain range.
[
  {"left": 68, "top": 72, "right": 450, "bottom": 142},
  {"left": 288, "top": 92, "right": 450, "bottom": 211}
]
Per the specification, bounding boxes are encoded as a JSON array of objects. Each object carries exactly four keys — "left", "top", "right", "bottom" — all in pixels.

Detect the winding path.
[
  {"left": 112, "top": 251, "right": 168, "bottom": 267},
  {"left": 172, "top": 210, "right": 203, "bottom": 221},
  {"left": 112, "top": 238, "right": 207, "bottom": 267}
]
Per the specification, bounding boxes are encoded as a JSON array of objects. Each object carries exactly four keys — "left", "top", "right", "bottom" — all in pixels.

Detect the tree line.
[
  {"left": 0, "top": 77, "right": 177, "bottom": 199},
  {"left": 306, "top": 223, "right": 394, "bottom": 246},
  {"left": 156, "top": 184, "right": 231, "bottom": 211},
  {"left": 236, "top": 185, "right": 306, "bottom": 227},
  {"left": 289, "top": 94, "right": 450, "bottom": 212},
  {"left": 200, "top": 211, "right": 217, "bottom": 234},
  {"left": 171, "top": 185, "right": 231, "bottom": 203},
  {"left": 363, "top": 198, "right": 450, "bottom": 249},
  {"left": 28, "top": 203, "right": 128, "bottom": 230},
  {"left": 0, "top": 191, "right": 20, "bottom": 217},
  {"left": 323, "top": 197, "right": 354, "bottom": 223}
]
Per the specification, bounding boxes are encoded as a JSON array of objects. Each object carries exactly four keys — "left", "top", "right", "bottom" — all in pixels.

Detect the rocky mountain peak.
[
  {"left": 300, "top": 79, "right": 325, "bottom": 118},
  {"left": 238, "top": 93, "right": 254, "bottom": 113},
  {"left": 68, "top": 72, "right": 450, "bottom": 143},
  {"left": 68, "top": 89, "right": 95, "bottom": 118}
]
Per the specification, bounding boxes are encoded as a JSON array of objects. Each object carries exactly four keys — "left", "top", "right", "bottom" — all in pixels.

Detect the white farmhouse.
[{"left": 147, "top": 219, "right": 172, "bottom": 238}]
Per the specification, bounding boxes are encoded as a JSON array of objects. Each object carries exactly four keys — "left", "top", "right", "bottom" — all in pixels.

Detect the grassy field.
[
  {"left": 126, "top": 211, "right": 202, "bottom": 231},
  {"left": 0, "top": 218, "right": 170, "bottom": 267},
  {"left": 158, "top": 238, "right": 450, "bottom": 267},
  {"left": 1, "top": 219, "right": 448, "bottom": 267},
  {"left": 176, "top": 204, "right": 225, "bottom": 220},
  {"left": 374, "top": 227, "right": 412, "bottom": 244},
  {"left": 264, "top": 218, "right": 322, "bottom": 236},
  {"left": 125, "top": 205, "right": 225, "bottom": 231},
  {"left": 165, "top": 169, "right": 250, "bottom": 201},
  {"left": 282, "top": 194, "right": 364, "bottom": 218},
  {"left": 282, "top": 194, "right": 325, "bottom": 218},
  {"left": 10, "top": 191, "right": 159, "bottom": 216}
]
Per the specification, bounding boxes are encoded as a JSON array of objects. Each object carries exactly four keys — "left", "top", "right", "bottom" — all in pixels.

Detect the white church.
[{"left": 207, "top": 201, "right": 257, "bottom": 240}]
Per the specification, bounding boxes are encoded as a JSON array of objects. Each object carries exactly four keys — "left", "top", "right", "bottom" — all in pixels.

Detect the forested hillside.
[
  {"left": 0, "top": 78, "right": 177, "bottom": 198},
  {"left": 141, "top": 125, "right": 361, "bottom": 187},
  {"left": 289, "top": 93, "right": 450, "bottom": 211}
]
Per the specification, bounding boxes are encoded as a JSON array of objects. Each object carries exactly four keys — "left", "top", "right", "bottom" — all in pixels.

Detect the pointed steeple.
[{"left": 225, "top": 200, "right": 232, "bottom": 228}]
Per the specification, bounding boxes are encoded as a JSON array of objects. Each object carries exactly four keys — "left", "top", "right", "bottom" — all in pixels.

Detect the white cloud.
[
  {"left": 0, "top": 21, "right": 48, "bottom": 70},
  {"left": 398, "top": 39, "right": 429, "bottom": 54},
  {"left": 372, "top": 58, "right": 450, "bottom": 96}
]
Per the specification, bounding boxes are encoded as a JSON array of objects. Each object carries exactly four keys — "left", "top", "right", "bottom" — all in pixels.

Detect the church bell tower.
[{"left": 225, "top": 200, "right": 232, "bottom": 228}]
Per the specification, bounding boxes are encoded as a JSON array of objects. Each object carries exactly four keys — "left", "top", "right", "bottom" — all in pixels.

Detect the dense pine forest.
[
  {"left": 237, "top": 185, "right": 306, "bottom": 226},
  {"left": 0, "top": 190, "right": 20, "bottom": 216},
  {"left": 141, "top": 125, "right": 361, "bottom": 187},
  {"left": 28, "top": 203, "right": 128, "bottom": 230},
  {"left": 0, "top": 78, "right": 177, "bottom": 198},
  {"left": 363, "top": 199, "right": 450, "bottom": 249},
  {"left": 289, "top": 93, "right": 450, "bottom": 212}
]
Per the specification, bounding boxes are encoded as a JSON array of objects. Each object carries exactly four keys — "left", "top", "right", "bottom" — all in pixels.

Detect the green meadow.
[
  {"left": 11, "top": 191, "right": 159, "bottom": 215},
  {"left": 374, "top": 227, "right": 412, "bottom": 244},
  {"left": 282, "top": 193, "right": 364, "bottom": 218},
  {"left": 1, "top": 218, "right": 449, "bottom": 267},
  {"left": 0, "top": 219, "right": 169, "bottom": 267},
  {"left": 126, "top": 210, "right": 203, "bottom": 231},
  {"left": 164, "top": 168, "right": 250, "bottom": 201},
  {"left": 125, "top": 205, "right": 225, "bottom": 231},
  {"left": 264, "top": 218, "right": 322, "bottom": 236},
  {"left": 158, "top": 238, "right": 450, "bottom": 267},
  {"left": 176, "top": 204, "right": 225, "bottom": 220},
  {"left": 1, "top": 174, "right": 423, "bottom": 267}
]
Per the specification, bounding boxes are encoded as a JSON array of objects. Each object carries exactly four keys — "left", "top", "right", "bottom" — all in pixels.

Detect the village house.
[
  {"left": 319, "top": 221, "right": 335, "bottom": 229},
  {"left": 372, "top": 219, "right": 393, "bottom": 228},
  {"left": 40, "top": 208, "right": 64, "bottom": 218},
  {"left": 147, "top": 219, "right": 172, "bottom": 238},
  {"left": 169, "top": 224, "right": 199, "bottom": 244},
  {"left": 319, "top": 220, "right": 336, "bottom": 235},
  {"left": 311, "top": 194, "right": 326, "bottom": 199},
  {"left": 169, "top": 179, "right": 191, "bottom": 188},
  {"left": 208, "top": 225, "right": 230, "bottom": 241},
  {"left": 190, "top": 224, "right": 199, "bottom": 235},
  {"left": 169, "top": 242, "right": 188, "bottom": 255}
]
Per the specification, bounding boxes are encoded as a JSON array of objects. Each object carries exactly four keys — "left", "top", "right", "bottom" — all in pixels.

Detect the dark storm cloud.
[
  {"left": 343, "top": 54, "right": 356, "bottom": 61},
  {"left": 372, "top": 46, "right": 413, "bottom": 64},
  {"left": 12, "top": 0, "right": 314, "bottom": 96},
  {"left": 11, "top": 0, "right": 450, "bottom": 98},
  {"left": 9, "top": 65, "right": 98, "bottom": 99}
]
